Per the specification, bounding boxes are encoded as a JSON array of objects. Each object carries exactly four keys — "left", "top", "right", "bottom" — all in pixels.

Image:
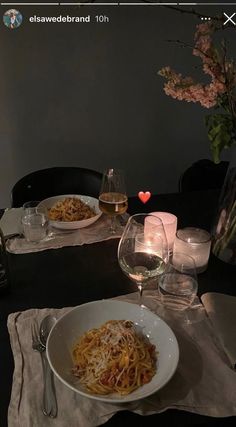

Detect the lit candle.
[
  {"left": 146, "top": 212, "right": 177, "bottom": 255},
  {"left": 135, "top": 233, "right": 163, "bottom": 257},
  {"left": 173, "top": 227, "right": 211, "bottom": 273}
]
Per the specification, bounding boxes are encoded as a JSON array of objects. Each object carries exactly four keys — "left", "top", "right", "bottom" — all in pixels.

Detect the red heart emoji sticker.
[{"left": 138, "top": 191, "right": 151, "bottom": 204}]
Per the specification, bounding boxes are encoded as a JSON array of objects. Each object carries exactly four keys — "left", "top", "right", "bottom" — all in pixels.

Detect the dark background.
[{"left": 0, "top": 2, "right": 234, "bottom": 206}]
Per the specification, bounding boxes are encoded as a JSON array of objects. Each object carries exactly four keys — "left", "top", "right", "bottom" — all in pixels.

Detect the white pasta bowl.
[
  {"left": 38, "top": 194, "right": 102, "bottom": 229},
  {"left": 46, "top": 300, "right": 179, "bottom": 403}
]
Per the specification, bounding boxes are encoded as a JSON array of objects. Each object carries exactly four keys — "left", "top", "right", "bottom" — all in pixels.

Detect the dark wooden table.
[{"left": 0, "top": 190, "right": 235, "bottom": 427}]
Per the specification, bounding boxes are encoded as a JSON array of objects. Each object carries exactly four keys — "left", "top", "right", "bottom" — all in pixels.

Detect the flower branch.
[{"left": 158, "top": 20, "right": 236, "bottom": 163}]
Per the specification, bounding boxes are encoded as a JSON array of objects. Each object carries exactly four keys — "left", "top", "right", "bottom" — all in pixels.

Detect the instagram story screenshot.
[
  {"left": 0, "top": 2, "right": 236, "bottom": 427},
  {"left": 0, "top": 1, "right": 236, "bottom": 204}
]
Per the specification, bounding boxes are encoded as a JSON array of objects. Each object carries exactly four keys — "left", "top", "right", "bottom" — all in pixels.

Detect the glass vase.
[{"left": 212, "top": 147, "right": 236, "bottom": 265}]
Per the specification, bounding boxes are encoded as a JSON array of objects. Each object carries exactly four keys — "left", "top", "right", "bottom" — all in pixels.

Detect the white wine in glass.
[
  {"left": 118, "top": 213, "right": 169, "bottom": 306},
  {"left": 99, "top": 169, "right": 128, "bottom": 233},
  {"left": 99, "top": 192, "right": 128, "bottom": 216}
]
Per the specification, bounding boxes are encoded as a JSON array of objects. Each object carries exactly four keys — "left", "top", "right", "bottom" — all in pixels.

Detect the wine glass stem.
[
  {"left": 137, "top": 283, "right": 143, "bottom": 306},
  {"left": 110, "top": 216, "right": 117, "bottom": 234}
]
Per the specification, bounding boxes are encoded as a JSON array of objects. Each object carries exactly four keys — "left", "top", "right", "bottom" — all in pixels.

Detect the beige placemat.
[
  {"left": 7, "top": 292, "right": 236, "bottom": 427},
  {"left": 3, "top": 211, "right": 128, "bottom": 254}
]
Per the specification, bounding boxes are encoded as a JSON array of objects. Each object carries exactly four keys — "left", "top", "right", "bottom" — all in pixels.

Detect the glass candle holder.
[
  {"left": 147, "top": 212, "right": 177, "bottom": 255},
  {"left": 173, "top": 227, "right": 211, "bottom": 273},
  {"left": 135, "top": 233, "right": 163, "bottom": 257}
]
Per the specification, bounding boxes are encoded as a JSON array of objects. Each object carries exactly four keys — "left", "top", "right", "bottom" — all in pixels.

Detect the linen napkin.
[
  {"left": 0, "top": 208, "right": 23, "bottom": 237},
  {"left": 4, "top": 212, "right": 128, "bottom": 254},
  {"left": 201, "top": 292, "right": 236, "bottom": 369},
  {"left": 7, "top": 291, "right": 236, "bottom": 427}
]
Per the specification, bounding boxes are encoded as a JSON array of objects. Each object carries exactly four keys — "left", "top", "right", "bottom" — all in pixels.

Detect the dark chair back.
[
  {"left": 179, "top": 159, "right": 229, "bottom": 192},
  {"left": 11, "top": 167, "right": 103, "bottom": 207}
]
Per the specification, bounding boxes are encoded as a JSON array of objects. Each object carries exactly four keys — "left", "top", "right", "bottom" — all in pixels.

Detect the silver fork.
[{"left": 31, "top": 321, "right": 57, "bottom": 418}]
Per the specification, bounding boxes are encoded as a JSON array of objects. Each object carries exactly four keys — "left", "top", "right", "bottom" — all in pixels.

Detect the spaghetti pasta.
[
  {"left": 72, "top": 320, "right": 157, "bottom": 395},
  {"left": 48, "top": 197, "right": 96, "bottom": 222}
]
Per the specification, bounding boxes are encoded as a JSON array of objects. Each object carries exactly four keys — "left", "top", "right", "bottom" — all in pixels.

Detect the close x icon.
[{"left": 223, "top": 12, "right": 236, "bottom": 26}]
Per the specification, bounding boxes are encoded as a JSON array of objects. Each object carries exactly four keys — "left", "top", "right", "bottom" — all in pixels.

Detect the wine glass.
[
  {"left": 158, "top": 252, "right": 198, "bottom": 311},
  {"left": 99, "top": 168, "right": 128, "bottom": 234},
  {"left": 118, "top": 213, "right": 169, "bottom": 306}
]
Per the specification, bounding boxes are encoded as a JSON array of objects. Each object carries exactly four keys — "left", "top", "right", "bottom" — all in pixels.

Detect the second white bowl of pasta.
[
  {"left": 38, "top": 194, "right": 102, "bottom": 229},
  {"left": 46, "top": 300, "right": 179, "bottom": 403}
]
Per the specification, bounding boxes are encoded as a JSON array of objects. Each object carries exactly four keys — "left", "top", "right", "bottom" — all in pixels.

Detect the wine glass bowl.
[
  {"left": 118, "top": 213, "right": 168, "bottom": 305},
  {"left": 99, "top": 168, "right": 128, "bottom": 234},
  {"left": 99, "top": 192, "right": 128, "bottom": 216}
]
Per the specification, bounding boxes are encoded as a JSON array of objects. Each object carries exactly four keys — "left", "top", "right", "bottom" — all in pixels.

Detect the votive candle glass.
[
  {"left": 147, "top": 212, "right": 177, "bottom": 255},
  {"left": 173, "top": 227, "right": 211, "bottom": 273}
]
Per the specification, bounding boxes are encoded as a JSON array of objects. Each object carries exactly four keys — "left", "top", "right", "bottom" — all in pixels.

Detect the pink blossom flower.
[
  {"left": 158, "top": 21, "right": 236, "bottom": 111},
  {"left": 158, "top": 20, "right": 236, "bottom": 163}
]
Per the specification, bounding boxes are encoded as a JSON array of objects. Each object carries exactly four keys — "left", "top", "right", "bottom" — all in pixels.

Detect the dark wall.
[{"left": 0, "top": 4, "right": 232, "bottom": 206}]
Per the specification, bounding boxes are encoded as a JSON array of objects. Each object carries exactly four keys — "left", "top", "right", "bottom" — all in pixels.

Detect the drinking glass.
[
  {"left": 158, "top": 252, "right": 198, "bottom": 311},
  {"left": 23, "top": 200, "right": 43, "bottom": 215},
  {"left": 118, "top": 213, "right": 169, "bottom": 306},
  {"left": 22, "top": 201, "right": 48, "bottom": 243},
  {"left": 99, "top": 168, "right": 128, "bottom": 234}
]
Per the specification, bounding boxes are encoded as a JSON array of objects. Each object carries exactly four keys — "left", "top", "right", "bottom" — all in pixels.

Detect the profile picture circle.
[{"left": 3, "top": 9, "right": 22, "bottom": 29}]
